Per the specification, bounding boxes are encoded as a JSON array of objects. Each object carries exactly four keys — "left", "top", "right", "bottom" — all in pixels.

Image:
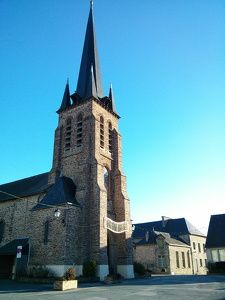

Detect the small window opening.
[
  {"left": 77, "top": 114, "right": 83, "bottom": 147},
  {"left": 108, "top": 122, "right": 112, "bottom": 152},
  {"left": 100, "top": 116, "right": 104, "bottom": 148},
  {"left": 65, "top": 118, "right": 72, "bottom": 151}
]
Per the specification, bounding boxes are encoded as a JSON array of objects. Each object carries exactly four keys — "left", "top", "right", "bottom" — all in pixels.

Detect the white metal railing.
[{"left": 103, "top": 217, "right": 129, "bottom": 233}]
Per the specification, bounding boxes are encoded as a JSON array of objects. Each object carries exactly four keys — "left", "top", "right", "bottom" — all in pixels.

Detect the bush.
[
  {"left": 19, "top": 265, "right": 56, "bottom": 278},
  {"left": 64, "top": 266, "right": 76, "bottom": 280},
  {"left": 83, "top": 260, "right": 97, "bottom": 277},
  {"left": 133, "top": 262, "right": 146, "bottom": 276}
]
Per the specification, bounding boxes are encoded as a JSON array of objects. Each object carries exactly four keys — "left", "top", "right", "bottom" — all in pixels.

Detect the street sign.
[{"left": 16, "top": 246, "right": 22, "bottom": 258}]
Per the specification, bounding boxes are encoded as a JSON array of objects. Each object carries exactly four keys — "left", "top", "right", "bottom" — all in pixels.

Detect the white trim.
[
  {"left": 97, "top": 265, "right": 109, "bottom": 281},
  {"left": 104, "top": 217, "right": 129, "bottom": 233},
  {"left": 117, "top": 265, "right": 134, "bottom": 279}
]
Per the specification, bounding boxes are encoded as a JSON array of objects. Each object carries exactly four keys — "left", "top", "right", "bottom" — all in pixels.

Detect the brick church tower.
[{"left": 39, "top": 2, "right": 134, "bottom": 279}]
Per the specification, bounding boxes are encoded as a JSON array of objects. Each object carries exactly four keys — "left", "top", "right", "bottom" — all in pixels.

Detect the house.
[
  {"left": 205, "top": 213, "right": 225, "bottom": 264},
  {"left": 133, "top": 216, "right": 207, "bottom": 275},
  {"left": 0, "top": 2, "right": 134, "bottom": 280}
]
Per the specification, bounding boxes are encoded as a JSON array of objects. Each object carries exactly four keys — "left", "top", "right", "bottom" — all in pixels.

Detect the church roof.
[
  {"left": 205, "top": 214, "right": 225, "bottom": 248},
  {"left": 32, "top": 176, "right": 81, "bottom": 210},
  {"left": 0, "top": 238, "right": 29, "bottom": 255},
  {"left": 0, "top": 173, "right": 50, "bottom": 202},
  {"left": 133, "top": 218, "right": 205, "bottom": 239}
]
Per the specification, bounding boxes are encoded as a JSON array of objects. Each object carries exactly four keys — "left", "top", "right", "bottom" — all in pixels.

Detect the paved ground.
[{"left": 0, "top": 275, "right": 225, "bottom": 300}]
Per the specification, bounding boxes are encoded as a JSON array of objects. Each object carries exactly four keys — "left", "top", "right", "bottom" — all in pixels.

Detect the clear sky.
[{"left": 1, "top": 0, "right": 224, "bottom": 235}]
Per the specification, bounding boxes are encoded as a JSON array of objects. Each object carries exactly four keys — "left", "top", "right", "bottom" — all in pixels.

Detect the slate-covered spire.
[
  {"left": 76, "top": 1, "right": 104, "bottom": 100},
  {"left": 58, "top": 79, "right": 71, "bottom": 111},
  {"left": 108, "top": 83, "right": 117, "bottom": 114},
  {"left": 85, "top": 64, "right": 98, "bottom": 99}
]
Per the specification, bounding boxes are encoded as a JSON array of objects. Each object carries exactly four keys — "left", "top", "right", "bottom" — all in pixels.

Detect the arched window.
[
  {"left": 104, "top": 167, "right": 109, "bottom": 189},
  {"left": 43, "top": 220, "right": 49, "bottom": 245},
  {"left": 108, "top": 122, "right": 112, "bottom": 152},
  {"left": 104, "top": 167, "right": 110, "bottom": 200},
  {"left": 65, "top": 117, "right": 72, "bottom": 151},
  {"left": 77, "top": 114, "right": 83, "bottom": 147},
  {"left": 100, "top": 116, "right": 104, "bottom": 148},
  {"left": 0, "top": 220, "right": 5, "bottom": 243}
]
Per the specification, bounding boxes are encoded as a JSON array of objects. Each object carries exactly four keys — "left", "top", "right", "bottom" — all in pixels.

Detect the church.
[{"left": 0, "top": 2, "right": 134, "bottom": 280}]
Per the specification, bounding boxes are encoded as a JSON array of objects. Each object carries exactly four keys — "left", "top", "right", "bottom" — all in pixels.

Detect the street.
[{"left": 0, "top": 275, "right": 225, "bottom": 300}]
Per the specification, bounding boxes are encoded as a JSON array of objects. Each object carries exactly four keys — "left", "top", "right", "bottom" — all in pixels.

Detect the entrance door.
[{"left": 0, "top": 255, "right": 15, "bottom": 279}]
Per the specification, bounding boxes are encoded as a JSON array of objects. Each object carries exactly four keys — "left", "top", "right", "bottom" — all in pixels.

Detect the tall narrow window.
[
  {"left": 198, "top": 243, "right": 201, "bottom": 252},
  {"left": 181, "top": 252, "right": 186, "bottom": 268},
  {"left": 158, "top": 255, "right": 166, "bottom": 268},
  {"left": 100, "top": 116, "right": 104, "bottom": 148},
  {"left": 193, "top": 242, "right": 196, "bottom": 250},
  {"left": 104, "top": 167, "right": 110, "bottom": 200},
  {"left": 77, "top": 114, "right": 83, "bottom": 147},
  {"left": 43, "top": 220, "right": 49, "bottom": 245},
  {"left": 0, "top": 220, "right": 5, "bottom": 243},
  {"left": 187, "top": 251, "right": 191, "bottom": 268},
  {"left": 108, "top": 122, "right": 112, "bottom": 152},
  {"left": 176, "top": 251, "right": 180, "bottom": 268},
  {"left": 65, "top": 118, "right": 72, "bottom": 150}
]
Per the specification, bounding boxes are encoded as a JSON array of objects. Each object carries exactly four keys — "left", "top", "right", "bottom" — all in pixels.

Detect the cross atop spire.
[{"left": 75, "top": 1, "right": 104, "bottom": 100}]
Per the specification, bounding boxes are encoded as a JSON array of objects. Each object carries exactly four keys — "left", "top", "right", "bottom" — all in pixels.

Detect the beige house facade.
[{"left": 133, "top": 217, "right": 207, "bottom": 275}]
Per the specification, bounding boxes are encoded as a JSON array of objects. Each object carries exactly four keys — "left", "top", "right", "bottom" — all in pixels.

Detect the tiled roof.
[
  {"left": 205, "top": 214, "right": 225, "bottom": 248},
  {"left": 0, "top": 173, "right": 50, "bottom": 202},
  {"left": 133, "top": 218, "right": 205, "bottom": 239}
]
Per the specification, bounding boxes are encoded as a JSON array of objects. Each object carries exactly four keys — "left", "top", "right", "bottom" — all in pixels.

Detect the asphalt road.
[{"left": 0, "top": 275, "right": 225, "bottom": 300}]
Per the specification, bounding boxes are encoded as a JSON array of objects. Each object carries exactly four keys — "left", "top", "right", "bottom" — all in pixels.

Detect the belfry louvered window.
[
  {"left": 65, "top": 118, "right": 72, "bottom": 151},
  {"left": 100, "top": 116, "right": 104, "bottom": 148},
  {"left": 108, "top": 122, "right": 112, "bottom": 152},
  {"left": 77, "top": 114, "right": 83, "bottom": 147}
]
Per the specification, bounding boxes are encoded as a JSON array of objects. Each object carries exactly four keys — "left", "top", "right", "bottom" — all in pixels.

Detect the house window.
[
  {"left": 158, "top": 238, "right": 164, "bottom": 249},
  {"left": 200, "top": 259, "right": 202, "bottom": 267},
  {"left": 43, "top": 221, "right": 49, "bottom": 245},
  {"left": 158, "top": 255, "right": 166, "bottom": 268},
  {"left": 211, "top": 250, "right": 219, "bottom": 262},
  {"left": 193, "top": 242, "right": 196, "bottom": 250},
  {"left": 108, "top": 122, "right": 112, "bottom": 152},
  {"left": 65, "top": 118, "right": 72, "bottom": 150},
  {"left": 176, "top": 251, "right": 180, "bottom": 268},
  {"left": 198, "top": 243, "right": 201, "bottom": 252},
  {"left": 0, "top": 220, "right": 5, "bottom": 243},
  {"left": 77, "top": 114, "right": 83, "bottom": 147},
  {"left": 181, "top": 252, "right": 185, "bottom": 268},
  {"left": 203, "top": 243, "right": 205, "bottom": 252},
  {"left": 219, "top": 250, "right": 225, "bottom": 261},
  {"left": 100, "top": 116, "right": 104, "bottom": 148},
  {"left": 187, "top": 251, "right": 191, "bottom": 268}
]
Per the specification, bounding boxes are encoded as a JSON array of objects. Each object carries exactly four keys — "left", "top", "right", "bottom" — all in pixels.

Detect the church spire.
[
  {"left": 58, "top": 79, "right": 71, "bottom": 111},
  {"left": 75, "top": 1, "right": 104, "bottom": 100},
  {"left": 108, "top": 83, "right": 117, "bottom": 114}
]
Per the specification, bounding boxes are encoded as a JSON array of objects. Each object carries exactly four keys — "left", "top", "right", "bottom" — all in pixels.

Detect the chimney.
[
  {"left": 145, "top": 231, "right": 149, "bottom": 242},
  {"left": 162, "top": 216, "right": 172, "bottom": 227}
]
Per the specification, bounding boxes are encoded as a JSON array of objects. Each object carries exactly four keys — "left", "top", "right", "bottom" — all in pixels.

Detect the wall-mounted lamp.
[{"left": 54, "top": 209, "right": 61, "bottom": 218}]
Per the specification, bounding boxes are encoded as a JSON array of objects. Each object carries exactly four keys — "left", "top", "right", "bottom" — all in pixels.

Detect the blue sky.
[{"left": 1, "top": 0, "right": 224, "bottom": 234}]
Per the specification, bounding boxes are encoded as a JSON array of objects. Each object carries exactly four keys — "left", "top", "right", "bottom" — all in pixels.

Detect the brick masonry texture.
[{"left": 0, "top": 97, "right": 133, "bottom": 277}]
